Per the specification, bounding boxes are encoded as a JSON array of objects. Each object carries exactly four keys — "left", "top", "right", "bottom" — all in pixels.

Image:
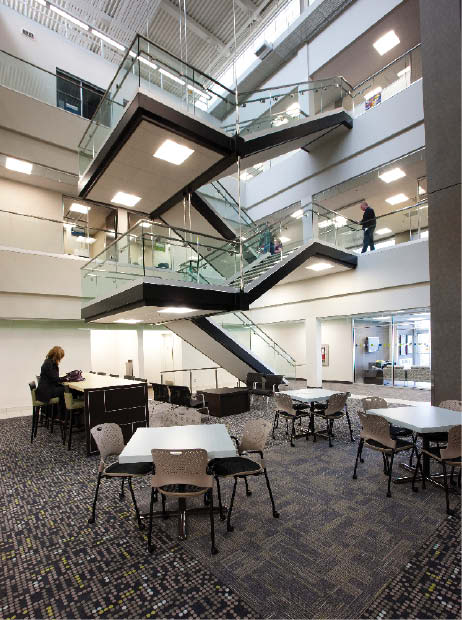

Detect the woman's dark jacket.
[{"left": 36, "top": 358, "right": 65, "bottom": 402}]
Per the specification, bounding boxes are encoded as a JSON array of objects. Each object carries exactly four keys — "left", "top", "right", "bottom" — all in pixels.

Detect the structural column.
[
  {"left": 419, "top": 0, "right": 461, "bottom": 403},
  {"left": 305, "top": 316, "right": 322, "bottom": 387},
  {"left": 137, "top": 326, "right": 145, "bottom": 380}
]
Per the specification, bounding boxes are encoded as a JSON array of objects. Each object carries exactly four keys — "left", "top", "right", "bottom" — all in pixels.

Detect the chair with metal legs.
[
  {"left": 29, "top": 381, "right": 60, "bottom": 443},
  {"left": 88, "top": 423, "right": 152, "bottom": 529},
  {"left": 412, "top": 425, "right": 461, "bottom": 514},
  {"left": 353, "top": 412, "right": 415, "bottom": 497},
  {"left": 273, "top": 392, "right": 311, "bottom": 447},
  {"left": 147, "top": 448, "right": 218, "bottom": 555},
  {"left": 312, "top": 392, "right": 353, "bottom": 446},
  {"left": 209, "top": 419, "right": 280, "bottom": 533}
]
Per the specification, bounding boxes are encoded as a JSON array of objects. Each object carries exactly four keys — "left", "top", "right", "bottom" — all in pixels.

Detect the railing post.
[
  {"left": 161, "top": 374, "right": 163, "bottom": 385},
  {"left": 215, "top": 368, "right": 218, "bottom": 388}
]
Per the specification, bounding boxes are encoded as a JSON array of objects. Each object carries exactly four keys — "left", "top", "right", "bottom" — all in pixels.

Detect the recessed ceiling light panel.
[
  {"left": 306, "top": 262, "right": 333, "bottom": 272},
  {"left": 154, "top": 139, "right": 194, "bottom": 165},
  {"left": 158, "top": 307, "right": 196, "bottom": 314},
  {"left": 70, "top": 202, "right": 90, "bottom": 214},
  {"left": 115, "top": 319, "right": 143, "bottom": 324},
  {"left": 111, "top": 191, "right": 141, "bottom": 207},
  {"left": 5, "top": 157, "right": 33, "bottom": 174},
  {"left": 386, "top": 193, "right": 408, "bottom": 205},
  {"left": 373, "top": 30, "right": 400, "bottom": 55},
  {"left": 379, "top": 167, "right": 406, "bottom": 183}
]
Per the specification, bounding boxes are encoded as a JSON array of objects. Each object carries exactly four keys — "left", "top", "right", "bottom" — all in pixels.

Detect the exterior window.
[{"left": 56, "top": 69, "right": 105, "bottom": 120}]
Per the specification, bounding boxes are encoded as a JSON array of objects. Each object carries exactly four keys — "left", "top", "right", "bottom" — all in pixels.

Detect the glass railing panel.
[
  {"left": 198, "top": 181, "right": 254, "bottom": 231},
  {"left": 351, "top": 45, "right": 421, "bottom": 118},
  {"left": 221, "top": 77, "right": 352, "bottom": 137}
]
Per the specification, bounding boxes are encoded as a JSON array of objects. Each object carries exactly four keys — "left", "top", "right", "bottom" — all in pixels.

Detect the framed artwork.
[{"left": 321, "top": 344, "right": 329, "bottom": 367}]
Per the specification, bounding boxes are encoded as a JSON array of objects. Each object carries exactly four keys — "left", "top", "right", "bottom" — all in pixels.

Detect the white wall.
[
  {"left": 321, "top": 318, "right": 354, "bottom": 382},
  {"left": 259, "top": 321, "right": 306, "bottom": 377},
  {"left": 90, "top": 329, "right": 139, "bottom": 377},
  {"left": 0, "top": 320, "right": 91, "bottom": 409}
]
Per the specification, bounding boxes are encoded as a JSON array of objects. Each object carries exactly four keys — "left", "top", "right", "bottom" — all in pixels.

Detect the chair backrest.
[
  {"left": 97, "top": 372, "right": 106, "bottom": 376},
  {"left": 124, "top": 375, "right": 135, "bottom": 380},
  {"left": 239, "top": 418, "right": 272, "bottom": 453},
  {"left": 439, "top": 400, "right": 462, "bottom": 412},
  {"left": 169, "top": 385, "right": 191, "bottom": 407},
  {"left": 362, "top": 396, "right": 388, "bottom": 412},
  {"left": 109, "top": 374, "right": 119, "bottom": 378},
  {"left": 440, "top": 426, "right": 462, "bottom": 461},
  {"left": 274, "top": 392, "right": 295, "bottom": 414},
  {"left": 29, "top": 381, "right": 39, "bottom": 406},
  {"left": 90, "top": 423, "right": 125, "bottom": 459},
  {"left": 245, "top": 372, "right": 263, "bottom": 389},
  {"left": 358, "top": 412, "right": 395, "bottom": 449},
  {"left": 152, "top": 383, "right": 170, "bottom": 403},
  {"left": 152, "top": 409, "right": 202, "bottom": 427},
  {"left": 151, "top": 448, "right": 211, "bottom": 488},
  {"left": 263, "top": 375, "right": 284, "bottom": 392},
  {"left": 64, "top": 391, "right": 73, "bottom": 409},
  {"left": 324, "top": 392, "right": 349, "bottom": 416}
]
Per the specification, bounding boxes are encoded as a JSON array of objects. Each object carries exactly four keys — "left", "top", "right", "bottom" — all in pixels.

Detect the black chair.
[
  {"left": 97, "top": 372, "right": 106, "bottom": 376},
  {"left": 109, "top": 374, "right": 119, "bottom": 378},
  {"left": 133, "top": 377, "right": 147, "bottom": 382},
  {"left": 29, "top": 381, "right": 60, "bottom": 443},
  {"left": 152, "top": 382, "right": 171, "bottom": 403},
  {"left": 169, "top": 385, "right": 208, "bottom": 415},
  {"left": 124, "top": 375, "right": 135, "bottom": 380}
]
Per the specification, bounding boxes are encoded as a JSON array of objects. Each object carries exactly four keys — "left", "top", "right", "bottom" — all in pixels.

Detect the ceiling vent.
[
  {"left": 255, "top": 41, "right": 273, "bottom": 60},
  {"left": 22, "top": 28, "right": 35, "bottom": 39}
]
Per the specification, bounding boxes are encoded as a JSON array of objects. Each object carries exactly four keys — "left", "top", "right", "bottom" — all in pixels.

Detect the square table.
[
  {"left": 119, "top": 424, "right": 237, "bottom": 539},
  {"left": 368, "top": 405, "right": 461, "bottom": 483},
  {"left": 283, "top": 388, "right": 341, "bottom": 404}
]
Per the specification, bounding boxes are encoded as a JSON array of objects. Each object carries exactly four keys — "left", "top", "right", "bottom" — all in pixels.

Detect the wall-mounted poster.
[
  {"left": 321, "top": 344, "right": 329, "bottom": 367},
  {"left": 365, "top": 91, "right": 381, "bottom": 109}
]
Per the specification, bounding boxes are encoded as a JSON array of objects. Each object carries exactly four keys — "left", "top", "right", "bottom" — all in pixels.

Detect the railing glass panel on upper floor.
[
  {"left": 351, "top": 44, "right": 422, "bottom": 118},
  {"left": 78, "top": 34, "right": 235, "bottom": 177}
]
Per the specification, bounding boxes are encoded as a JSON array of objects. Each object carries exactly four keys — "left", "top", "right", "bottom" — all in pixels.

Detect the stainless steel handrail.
[
  {"left": 160, "top": 366, "right": 239, "bottom": 392},
  {"left": 352, "top": 44, "right": 421, "bottom": 91}
]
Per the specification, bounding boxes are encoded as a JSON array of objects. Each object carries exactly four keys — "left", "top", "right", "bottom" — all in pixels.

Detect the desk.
[
  {"left": 64, "top": 373, "right": 148, "bottom": 456},
  {"left": 197, "top": 388, "right": 250, "bottom": 417},
  {"left": 369, "top": 405, "right": 461, "bottom": 483},
  {"left": 120, "top": 424, "right": 237, "bottom": 539},
  {"left": 283, "top": 388, "right": 341, "bottom": 404}
]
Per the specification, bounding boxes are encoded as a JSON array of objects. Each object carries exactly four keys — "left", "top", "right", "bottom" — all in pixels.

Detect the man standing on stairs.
[{"left": 360, "top": 201, "right": 376, "bottom": 253}]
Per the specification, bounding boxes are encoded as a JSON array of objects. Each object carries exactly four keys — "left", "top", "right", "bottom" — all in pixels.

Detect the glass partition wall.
[{"left": 353, "top": 309, "right": 431, "bottom": 389}]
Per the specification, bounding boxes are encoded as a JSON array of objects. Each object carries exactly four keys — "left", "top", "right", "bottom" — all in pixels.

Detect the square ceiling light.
[
  {"left": 70, "top": 202, "right": 90, "bottom": 214},
  {"left": 111, "top": 191, "right": 141, "bottom": 207},
  {"left": 5, "top": 157, "right": 33, "bottom": 174},
  {"left": 379, "top": 167, "right": 406, "bottom": 183},
  {"left": 376, "top": 227, "right": 392, "bottom": 235},
  {"left": 154, "top": 139, "right": 194, "bottom": 165},
  {"left": 306, "top": 262, "right": 333, "bottom": 272},
  {"left": 158, "top": 307, "right": 195, "bottom": 314},
  {"left": 373, "top": 30, "right": 400, "bottom": 56},
  {"left": 115, "top": 318, "right": 143, "bottom": 324},
  {"left": 386, "top": 193, "right": 408, "bottom": 205}
]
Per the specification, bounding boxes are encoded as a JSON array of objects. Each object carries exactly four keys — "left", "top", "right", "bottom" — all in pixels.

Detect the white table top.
[
  {"left": 283, "top": 388, "right": 341, "bottom": 403},
  {"left": 119, "top": 424, "right": 237, "bottom": 463},
  {"left": 369, "top": 406, "right": 462, "bottom": 433},
  {"left": 64, "top": 372, "right": 144, "bottom": 392}
]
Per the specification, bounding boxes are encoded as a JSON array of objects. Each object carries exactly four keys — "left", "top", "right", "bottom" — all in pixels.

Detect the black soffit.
[{"left": 81, "top": 244, "right": 357, "bottom": 323}]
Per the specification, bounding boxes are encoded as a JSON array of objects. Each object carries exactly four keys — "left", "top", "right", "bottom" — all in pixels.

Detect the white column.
[
  {"left": 305, "top": 316, "right": 322, "bottom": 387},
  {"left": 137, "top": 327, "right": 145, "bottom": 379},
  {"left": 117, "top": 208, "right": 128, "bottom": 234}
]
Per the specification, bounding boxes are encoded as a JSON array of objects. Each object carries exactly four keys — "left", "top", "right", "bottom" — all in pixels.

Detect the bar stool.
[
  {"left": 63, "top": 391, "right": 85, "bottom": 450},
  {"left": 29, "top": 382, "right": 60, "bottom": 443}
]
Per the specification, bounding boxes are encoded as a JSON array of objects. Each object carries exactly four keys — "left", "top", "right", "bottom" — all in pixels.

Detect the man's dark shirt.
[{"left": 361, "top": 206, "right": 376, "bottom": 229}]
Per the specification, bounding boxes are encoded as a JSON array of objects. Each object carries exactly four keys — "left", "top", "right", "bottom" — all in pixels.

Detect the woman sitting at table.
[{"left": 36, "top": 346, "right": 67, "bottom": 416}]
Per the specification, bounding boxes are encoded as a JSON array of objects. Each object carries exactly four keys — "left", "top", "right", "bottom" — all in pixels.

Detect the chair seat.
[
  {"left": 365, "top": 438, "right": 413, "bottom": 452},
  {"left": 104, "top": 461, "right": 152, "bottom": 476},
  {"left": 209, "top": 456, "right": 262, "bottom": 477},
  {"left": 390, "top": 425, "right": 413, "bottom": 438},
  {"left": 34, "top": 396, "right": 60, "bottom": 406},
  {"left": 422, "top": 446, "right": 462, "bottom": 465}
]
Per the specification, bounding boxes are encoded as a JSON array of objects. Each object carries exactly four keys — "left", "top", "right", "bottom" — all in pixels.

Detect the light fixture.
[
  {"left": 115, "top": 318, "right": 143, "bottom": 324},
  {"left": 153, "top": 139, "right": 194, "bottom": 166},
  {"left": 376, "top": 227, "right": 392, "bottom": 235},
  {"left": 91, "top": 29, "right": 125, "bottom": 51},
  {"left": 373, "top": 30, "right": 400, "bottom": 56},
  {"left": 386, "top": 193, "right": 408, "bottom": 205},
  {"left": 5, "top": 157, "right": 32, "bottom": 174},
  {"left": 379, "top": 167, "right": 406, "bottom": 183},
  {"left": 364, "top": 86, "right": 382, "bottom": 100},
  {"left": 70, "top": 202, "right": 90, "bottom": 214},
  {"left": 372, "top": 316, "right": 391, "bottom": 320},
  {"left": 159, "top": 68, "right": 185, "bottom": 85},
  {"left": 76, "top": 236, "right": 96, "bottom": 244},
  {"left": 286, "top": 102, "right": 300, "bottom": 117},
  {"left": 397, "top": 66, "right": 411, "bottom": 77},
  {"left": 111, "top": 191, "right": 141, "bottom": 207},
  {"left": 318, "top": 220, "right": 332, "bottom": 229},
  {"left": 279, "top": 236, "right": 291, "bottom": 243},
  {"left": 306, "top": 262, "right": 333, "bottom": 272},
  {"left": 291, "top": 209, "right": 304, "bottom": 219},
  {"left": 50, "top": 5, "right": 89, "bottom": 30},
  {"left": 158, "top": 307, "right": 196, "bottom": 314},
  {"left": 138, "top": 55, "right": 158, "bottom": 70}
]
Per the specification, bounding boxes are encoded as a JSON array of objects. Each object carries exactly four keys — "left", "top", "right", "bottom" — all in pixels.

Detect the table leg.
[
  {"left": 178, "top": 497, "right": 187, "bottom": 540},
  {"left": 395, "top": 435, "right": 445, "bottom": 487}
]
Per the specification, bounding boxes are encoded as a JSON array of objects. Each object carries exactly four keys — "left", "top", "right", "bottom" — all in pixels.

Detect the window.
[{"left": 56, "top": 69, "right": 105, "bottom": 120}]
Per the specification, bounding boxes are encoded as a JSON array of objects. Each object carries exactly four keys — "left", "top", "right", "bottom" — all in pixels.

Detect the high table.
[
  {"left": 368, "top": 405, "right": 462, "bottom": 485},
  {"left": 281, "top": 388, "right": 343, "bottom": 441},
  {"left": 119, "top": 424, "right": 237, "bottom": 539},
  {"left": 64, "top": 372, "right": 148, "bottom": 456}
]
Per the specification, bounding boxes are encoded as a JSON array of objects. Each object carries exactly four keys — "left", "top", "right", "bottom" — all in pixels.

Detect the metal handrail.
[
  {"left": 160, "top": 366, "right": 238, "bottom": 392},
  {"left": 233, "top": 75, "right": 353, "bottom": 100},
  {"left": 352, "top": 44, "right": 421, "bottom": 91}
]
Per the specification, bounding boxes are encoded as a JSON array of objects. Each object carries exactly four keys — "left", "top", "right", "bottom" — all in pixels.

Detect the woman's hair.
[{"left": 47, "top": 346, "right": 65, "bottom": 363}]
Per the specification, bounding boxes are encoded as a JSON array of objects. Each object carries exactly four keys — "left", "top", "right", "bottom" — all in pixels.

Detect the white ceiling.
[
  {"left": 1, "top": 0, "right": 287, "bottom": 84},
  {"left": 278, "top": 255, "right": 352, "bottom": 285},
  {"left": 86, "top": 119, "right": 224, "bottom": 210}
]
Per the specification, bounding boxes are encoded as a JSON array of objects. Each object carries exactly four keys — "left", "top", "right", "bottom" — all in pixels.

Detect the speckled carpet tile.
[{"left": 0, "top": 417, "right": 259, "bottom": 620}]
